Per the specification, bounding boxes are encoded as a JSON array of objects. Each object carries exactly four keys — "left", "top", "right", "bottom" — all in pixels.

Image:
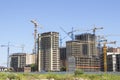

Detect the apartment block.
[
  {"left": 75, "top": 33, "right": 98, "bottom": 56},
  {"left": 10, "top": 53, "right": 35, "bottom": 71},
  {"left": 100, "top": 46, "right": 120, "bottom": 72},
  {"left": 66, "top": 40, "right": 100, "bottom": 71},
  {"left": 107, "top": 53, "right": 120, "bottom": 72},
  {"left": 107, "top": 54, "right": 115, "bottom": 71},
  {"left": 66, "top": 33, "right": 100, "bottom": 72},
  {"left": 100, "top": 51, "right": 120, "bottom": 72},
  {"left": 116, "top": 54, "right": 120, "bottom": 71},
  {"left": 37, "top": 32, "right": 60, "bottom": 72}
]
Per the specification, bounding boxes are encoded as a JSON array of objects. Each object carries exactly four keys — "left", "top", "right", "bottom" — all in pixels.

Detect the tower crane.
[
  {"left": 1, "top": 42, "right": 10, "bottom": 68},
  {"left": 68, "top": 27, "right": 79, "bottom": 40},
  {"left": 31, "top": 20, "right": 39, "bottom": 54},
  {"left": 97, "top": 34, "right": 120, "bottom": 48},
  {"left": 83, "top": 26, "right": 103, "bottom": 45},
  {"left": 59, "top": 34, "right": 67, "bottom": 47},
  {"left": 101, "top": 40, "right": 116, "bottom": 72},
  {"left": 60, "top": 27, "right": 79, "bottom": 41},
  {"left": 0, "top": 43, "right": 25, "bottom": 68},
  {"left": 59, "top": 26, "right": 93, "bottom": 47},
  {"left": 88, "top": 26, "right": 103, "bottom": 56},
  {"left": 97, "top": 34, "right": 120, "bottom": 72},
  {"left": 90, "top": 25, "right": 103, "bottom": 35},
  {"left": 31, "top": 20, "right": 41, "bottom": 71},
  {"left": 97, "top": 34, "right": 120, "bottom": 40}
]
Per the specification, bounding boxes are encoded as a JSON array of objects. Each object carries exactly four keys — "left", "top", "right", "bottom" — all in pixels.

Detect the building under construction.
[
  {"left": 66, "top": 33, "right": 100, "bottom": 72},
  {"left": 10, "top": 53, "right": 35, "bottom": 72},
  {"left": 100, "top": 47, "right": 120, "bottom": 72},
  {"left": 75, "top": 33, "right": 98, "bottom": 56},
  {"left": 37, "top": 32, "right": 60, "bottom": 72}
]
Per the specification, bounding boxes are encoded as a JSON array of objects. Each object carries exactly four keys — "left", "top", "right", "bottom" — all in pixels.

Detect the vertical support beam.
[
  {"left": 7, "top": 42, "right": 10, "bottom": 68},
  {"left": 71, "top": 27, "right": 74, "bottom": 40},
  {"left": 37, "top": 34, "right": 41, "bottom": 72},
  {"left": 103, "top": 44, "right": 107, "bottom": 72}
]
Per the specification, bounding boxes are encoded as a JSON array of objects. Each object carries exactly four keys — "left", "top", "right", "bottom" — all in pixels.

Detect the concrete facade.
[
  {"left": 59, "top": 47, "right": 66, "bottom": 68},
  {"left": 66, "top": 33, "right": 100, "bottom": 72},
  {"left": 10, "top": 53, "right": 35, "bottom": 71},
  {"left": 38, "top": 32, "right": 60, "bottom": 72},
  {"left": 75, "top": 33, "right": 97, "bottom": 56},
  {"left": 107, "top": 52, "right": 120, "bottom": 72}
]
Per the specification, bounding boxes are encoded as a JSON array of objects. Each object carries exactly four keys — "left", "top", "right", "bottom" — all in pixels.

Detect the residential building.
[
  {"left": 66, "top": 33, "right": 100, "bottom": 72},
  {"left": 116, "top": 54, "right": 120, "bottom": 71},
  {"left": 75, "top": 33, "right": 97, "bottom": 56},
  {"left": 107, "top": 54, "right": 116, "bottom": 71},
  {"left": 37, "top": 32, "right": 60, "bottom": 72},
  {"left": 66, "top": 40, "right": 100, "bottom": 71},
  {"left": 107, "top": 52, "right": 120, "bottom": 72},
  {"left": 10, "top": 53, "right": 35, "bottom": 72},
  {"left": 100, "top": 47, "right": 120, "bottom": 72},
  {"left": 100, "top": 51, "right": 120, "bottom": 72}
]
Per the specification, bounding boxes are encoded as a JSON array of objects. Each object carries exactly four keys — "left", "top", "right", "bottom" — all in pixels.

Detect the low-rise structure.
[{"left": 0, "top": 66, "right": 8, "bottom": 72}]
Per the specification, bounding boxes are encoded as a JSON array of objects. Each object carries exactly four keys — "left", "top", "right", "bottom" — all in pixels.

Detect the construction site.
[
  {"left": 6, "top": 20, "right": 120, "bottom": 72},
  {"left": 60, "top": 26, "right": 120, "bottom": 72},
  {"left": 30, "top": 20, "right": 120, "bottom": 72},
  {"left": 66, "top": 33, "right": 100, "bottom": 72}
]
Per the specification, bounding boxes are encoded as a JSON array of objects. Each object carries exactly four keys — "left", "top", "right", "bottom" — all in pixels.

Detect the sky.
[{"left": 0, "top": 0, "right": 120, "bottom": 67}]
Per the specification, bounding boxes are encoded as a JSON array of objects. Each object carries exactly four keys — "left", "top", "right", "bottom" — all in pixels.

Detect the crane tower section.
[{"left": 31, "top": 20, "right": 39, "bottom": 54}]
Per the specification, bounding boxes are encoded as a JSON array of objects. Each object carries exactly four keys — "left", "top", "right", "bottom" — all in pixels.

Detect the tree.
[
  {"left": 60, "top": 66, "right": 66, "bottom": 71},
  {"left": 30, "top": 64, "right": 37, "bottom": 72}
]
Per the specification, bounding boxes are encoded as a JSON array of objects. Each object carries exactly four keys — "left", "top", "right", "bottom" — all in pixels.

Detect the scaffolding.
[{"left": 66, "top": 33, "right": 100, "bottom": 72}]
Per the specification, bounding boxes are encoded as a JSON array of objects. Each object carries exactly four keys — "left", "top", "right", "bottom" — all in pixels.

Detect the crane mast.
[
  {"left": 102, "top": 41, "right": 116, "bottom": 72},
  {"left": 89, "top": 26, "right": 103, "bottom": 56},
  {"left": 31, "top": 20, "right": 39, "bottom": 54},
  {"left": 93, "top": 27, "right": 103, "bottom": 35}
]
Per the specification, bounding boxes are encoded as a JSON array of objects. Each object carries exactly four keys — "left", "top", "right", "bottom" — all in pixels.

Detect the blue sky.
[{"left": 0, "top": 0, "right": 120, "bottom": 66}]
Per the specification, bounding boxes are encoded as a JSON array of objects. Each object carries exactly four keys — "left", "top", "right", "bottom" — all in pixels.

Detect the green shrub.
[
  {"left": 46, "top": 73, "right": 57, "bottom": 79},
  {"left": 7, "top": 73, "right": 20, "bottom": 80},
  {"left": 46, "top": 73, "right": 73, "bottom": 80},
  {"left": 74, "top": 69, "right": 84, "bottom": 75},
  {"left": 30, "top": 64, "right": 37, "bottom": 72},
  {"left": 60, "top": 66, "right": 66, "bottom": 71},
  {"left": 0, "top": 73, "right": 7, "bottom": 80},
  {"left": 89, "top": 75, "right": 96, "bottom": 80}
]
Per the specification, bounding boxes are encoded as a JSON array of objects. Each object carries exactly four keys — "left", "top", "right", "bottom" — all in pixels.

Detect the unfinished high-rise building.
[
  {"left": 100, "top": 50, "right": 120, "bottom": 72},
  {"left": 66, "top": 33, "right": 100, "bottom": 72},
  {"left": 37, "top": 32, "right": 60, "bottom": 72},
  {"left": 75, "top": 33, "right": 98, "bottom": 56}
]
